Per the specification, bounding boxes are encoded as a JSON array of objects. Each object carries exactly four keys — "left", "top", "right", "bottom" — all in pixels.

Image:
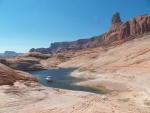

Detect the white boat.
[{"left": 46, "top": 76, "right": 53, "bottom": 82}]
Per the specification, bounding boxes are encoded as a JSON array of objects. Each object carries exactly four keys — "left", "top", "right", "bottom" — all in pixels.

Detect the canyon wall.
[{"left": 30, "top": 13, "right": 150, "bottom": 54}]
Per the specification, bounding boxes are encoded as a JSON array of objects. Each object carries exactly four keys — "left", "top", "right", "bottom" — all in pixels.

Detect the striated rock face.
[
  {"left": 119, "top": 14, "right": 150, "bottom": 39},
  {"left": 29, "top": 35, "right": 103, "bottom": 53},
  {"left": 98, "top": 14, "right": 150, "bottom": 46},
  {"left": 50, "top": 36, "right": 103, "bottom": 53},
  {"left": 29, "top": 13, "right": 150, "bottom": 54},
  {"left": 30, "top": 48, "right": 52, "bottom": 54}
]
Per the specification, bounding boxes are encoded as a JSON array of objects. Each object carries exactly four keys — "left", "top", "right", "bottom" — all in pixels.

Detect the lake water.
[{"left": 27, "top": 68, "right": 107, "bottom": 94}]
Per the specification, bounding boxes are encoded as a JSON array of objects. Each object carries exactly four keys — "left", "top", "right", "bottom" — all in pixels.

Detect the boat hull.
[{"left": 46, "top": 78, "right": 53, "bottom": 82}]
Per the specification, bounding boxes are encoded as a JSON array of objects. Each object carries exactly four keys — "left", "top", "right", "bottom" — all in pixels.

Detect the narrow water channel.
[{"left": 27, "top": 68, "right": 106, "bottom": 94}]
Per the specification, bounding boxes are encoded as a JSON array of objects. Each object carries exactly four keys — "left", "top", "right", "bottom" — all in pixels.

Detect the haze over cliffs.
[{"left": 30, "top": 13, "right": 150, "bottom": 53}]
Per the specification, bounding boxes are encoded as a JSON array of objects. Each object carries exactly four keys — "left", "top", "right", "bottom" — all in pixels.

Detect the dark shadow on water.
[{"left": 26, "top": 68, "right": 107, "bottom": 94}]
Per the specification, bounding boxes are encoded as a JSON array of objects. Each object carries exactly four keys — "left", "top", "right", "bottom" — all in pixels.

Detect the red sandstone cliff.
[
  {"left": 99, "top": 13, "right": 150, "bottom": 46},
  {"left": 30, "top": 13, "right": 150, "bottom": 53}
]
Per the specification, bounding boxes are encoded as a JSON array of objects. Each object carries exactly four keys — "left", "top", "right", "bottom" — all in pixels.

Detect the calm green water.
[{"left": 27, "top": 68, "right": 106, "bottom": 94}]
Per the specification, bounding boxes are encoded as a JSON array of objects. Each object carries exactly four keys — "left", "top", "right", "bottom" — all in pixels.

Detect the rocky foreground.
[{"left": 0, "top": 34, "right": 150, "bottom": 113}]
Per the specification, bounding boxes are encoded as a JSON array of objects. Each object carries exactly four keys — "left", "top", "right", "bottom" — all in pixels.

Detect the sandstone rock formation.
[
  {"left": 29, "top": 13, "right": 150, "bottom": 54},
  {"left": 0, "top": 63, "right": 37, "bottom": 85},
  {"left": 2, "top": 13, "right": 149, "bottom": 71},
  {"left": 29, "top": 35, "right": 103, "bottom": 53},
  {"left": 119, "top": 14, "right": 150, "bottom": 39},
  {"left": 97, "top": 13, "right": 150, "bottom": 46},
  {"left": 111, "top": 12, "right": 122, "bottom": 24},
  {"left": 30, "top": 48, "right": 52, "bottom": 54},
  {"left": 17, "top": 52, "right": 51, "bottom": 59},
  {"left": 0, "top": 57, "right": 44, "bottom": 71},
  {"left": 0, "top": 52, "right": 52, "bottom": 70}
]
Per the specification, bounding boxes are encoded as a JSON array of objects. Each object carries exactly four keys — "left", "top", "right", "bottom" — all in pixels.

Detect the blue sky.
[{"left": 0, "top": 0, "right": 150, "bottom": 53}]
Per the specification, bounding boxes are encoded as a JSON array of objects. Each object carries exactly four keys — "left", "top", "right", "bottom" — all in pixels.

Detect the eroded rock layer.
[{"left": 29, "top": 13, "right": 150, "bottom": 54}]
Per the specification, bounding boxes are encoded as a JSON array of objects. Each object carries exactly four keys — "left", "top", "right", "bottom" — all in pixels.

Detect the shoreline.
[
  {"left": 27, "top": 68, "right": 108, "bottom": 95},
  {"left": 0, "top": 80, "right": 142, "bottom": 113},
  {"left": 70, "top": 68, "right": 150, "bottom": 112},
  {"left": 0, "top": 65, "right": 149, "bottom": 112}
]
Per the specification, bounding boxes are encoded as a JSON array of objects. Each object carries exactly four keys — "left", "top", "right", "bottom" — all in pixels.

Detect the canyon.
[{"left": 0, "top": 13, "right": 150, "bottom": 113}]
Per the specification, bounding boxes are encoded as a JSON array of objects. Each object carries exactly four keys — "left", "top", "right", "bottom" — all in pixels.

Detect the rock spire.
[{"left": 111, "top": 12, "right": 122, "bottom": 24}]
